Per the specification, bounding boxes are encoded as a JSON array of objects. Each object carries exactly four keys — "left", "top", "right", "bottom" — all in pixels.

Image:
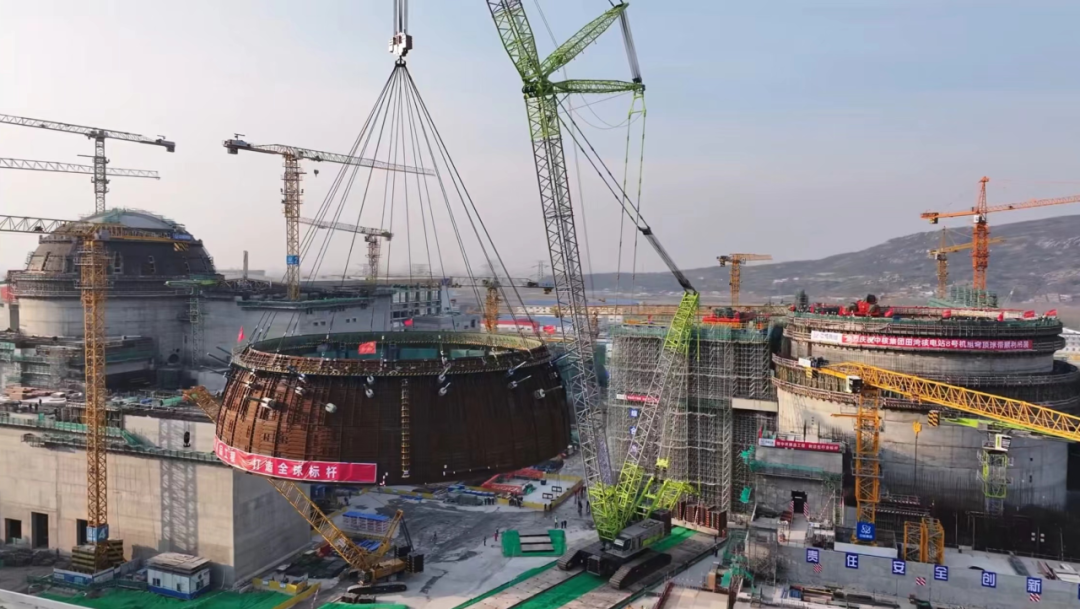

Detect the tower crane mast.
[
  {"left": 717, "top": 253, "right": 771, "bottom": 307},
  {"left": 298, "top": 216, "right": 392, "bottom": 281},
  {"left": 927, "top": 228, "right": 1003, "bottom": 298},
  {"left": 921, "top": 177, "right": 1080, "bottom": 291},
  {"left": 224, "top": 138, "right": 433, "bottom": 300},
  {"left": 0, "top": 113, "right": 174, "bottom": 214}
]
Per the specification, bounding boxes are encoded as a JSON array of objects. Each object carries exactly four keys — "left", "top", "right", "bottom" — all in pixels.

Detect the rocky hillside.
[{"left": 584, "top": 214, "right": 1080, "bottom": 303}]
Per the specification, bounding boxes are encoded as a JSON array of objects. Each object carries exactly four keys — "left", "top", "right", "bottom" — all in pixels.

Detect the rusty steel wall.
[{"left": 215, "top": 338, "right": 570, "bottom": 486}]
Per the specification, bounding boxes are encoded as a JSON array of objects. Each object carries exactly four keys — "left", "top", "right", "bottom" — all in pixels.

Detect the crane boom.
[
  {"left": 813, "top": 362, "right": 1080, "bottom": 442},
  {"left": 0, "top": 113, "right": 174, "bottom": 214},
  {"left": 0, "top": 158, "right": 159, "bottom": 179},
  {"left": 299, "top": 216, "right": 393, "bottom": 238},
  {"left": 488, "top": 0, "right": 698, "bottom": 541},
  {"left": 182, "top": 386, "right": 402, "bottom": 582},
  {"left": 224, "top": 139, "right": 433, "bottom": 175},
  {"left": 920, "top": 177, "right": 1080, "bottom": 290}
]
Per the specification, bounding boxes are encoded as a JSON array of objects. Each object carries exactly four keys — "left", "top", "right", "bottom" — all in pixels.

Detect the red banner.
[
  {"left": 811, "top": 330, "right": 1032, "bottom": 351},
  {"left": 616, "top": 393, "right": 660, "bottom": 405},
  {"left": 758, "top": 437, "right": 841, "bottom": 453},
  {"left": 214, "top": 437, "right": 377, "bottom": 483}
]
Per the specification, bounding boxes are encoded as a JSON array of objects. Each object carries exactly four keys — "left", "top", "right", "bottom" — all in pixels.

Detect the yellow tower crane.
[
  {"left": 223, "top": 137, "right": 433, "bottom": 300},
  {"left": 717, "top": 253, "right": 771, "bottom": 307},
  {"left": 803, "top": 358, "right": 1080, "bottom": 554},
  {"left": 0, "top": 215, "right": 188, "bottom": 571},
  {"left": 927, "top": 228, "right": 1004, "bottom": 298}
]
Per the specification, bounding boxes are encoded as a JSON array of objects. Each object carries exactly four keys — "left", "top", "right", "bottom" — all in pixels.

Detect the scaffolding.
[
  {"left": 902, "top": 516, "right": 945, "bottom": 564},
  {"left": 608, "top": 323, "right": 773, "bottom": 523},
  {"left": 979, "top": 435, "right": 1010, "bottom": 516}
]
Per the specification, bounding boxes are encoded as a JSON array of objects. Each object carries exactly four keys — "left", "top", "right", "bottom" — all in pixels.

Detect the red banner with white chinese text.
[{"left": 213, "top": 437, "right": 377, "bottom": 483}]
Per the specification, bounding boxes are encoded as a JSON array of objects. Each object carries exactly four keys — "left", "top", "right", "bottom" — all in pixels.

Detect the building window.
[
  {"left": 111, "top": 252, "right": 123, "bottom": 274},
  {"left": 152, "top": 578, "right": 161, "bottom": 586},
  {"left": 143, "top": 255, "right": 156, "bottom": 276}
]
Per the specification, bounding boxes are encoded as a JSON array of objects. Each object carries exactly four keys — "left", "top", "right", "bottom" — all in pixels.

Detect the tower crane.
[
  {"left": 0, "top": 215, "right": 190, "bottom": 572},
  {"left": 921, "top": 177, "right": 1080, "bottom": 290},
  {"left": 488, "top": 2, "right": 701, "bottom": 586},
  {"left": 0, "top": 113, "right": 174, "bottom": 214},
  {"left": 927, "top": 228, "right": 1003, "bottom": 299},
  {"left": 716, "top": 253, "right": 771, "bottom": 307},
  {"left": 298, "top": 216, "right": 392, "bottom": 281},
  {"left": 223, "top": 138, "right": 433, "bottom": 300},
  {"left": 802, "top": 358, "right": 1080, "bottom": 539}
]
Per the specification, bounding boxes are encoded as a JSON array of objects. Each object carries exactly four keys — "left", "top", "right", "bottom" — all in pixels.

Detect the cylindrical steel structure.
[{"left": 213, "top": 331, "right": 571, "bottom": 486}]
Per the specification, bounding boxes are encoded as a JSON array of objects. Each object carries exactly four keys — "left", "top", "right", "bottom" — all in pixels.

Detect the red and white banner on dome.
[
  {"left": 213, "top": 437, "right": 377, "bottom": 483},
  {"left": 810, "top": 330, "right": 1032, "bottom": 351}
]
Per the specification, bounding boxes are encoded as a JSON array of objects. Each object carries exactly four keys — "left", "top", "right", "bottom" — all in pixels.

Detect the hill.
[{"left": 583, "top": 214, "right": 1080, "bottom": 304}]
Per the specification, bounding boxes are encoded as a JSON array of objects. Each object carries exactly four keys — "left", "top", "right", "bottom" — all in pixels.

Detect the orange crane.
[
  {"left": 921, "top": 177, "right": 1080, "bottom": 290},
  {"left": 223, "top": 137, "right": 432, "bottom": 300},
  {"left": 717, "top": 253, "right": 771, "bottom": 307},
  {"left": 927, "top": 228, "right": 1004, "bottom": 298}
]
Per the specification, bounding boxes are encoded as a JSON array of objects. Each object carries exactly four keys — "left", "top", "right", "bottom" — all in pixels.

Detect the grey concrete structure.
[
  {"left": 751, "top": 444, "right": 842, "bottom": 522},
  {"left": 0, "top": 410, "right": 310, "bottom": 586},
  {"left": 777, "top": 391, "right": 1069, "bottom": 510},
  {"left": 775, "top": 544, "right": 1079, "bottom": 609},
  {"left": 2, "top": 208, "right": 463, "bottom": 389},
  {"left": 777, "top": 309, "right": 1074, "bottom": 511}
]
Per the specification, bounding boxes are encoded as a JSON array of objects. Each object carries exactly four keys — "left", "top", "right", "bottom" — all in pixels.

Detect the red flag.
[
  {"left": 358, "top": 341, "right": 377, "bottom": 355},
  {"left": 997, "top": 312, "right": 1005, "bottom": 322},
  {"left": 1023, "top": 310, "right": 1036, "bottom": 318},
  {"left": 404, "top": 318, "right": 413, "bottom": 327},
  {"left": 237, "top": 326, "right": 245, "bottom": 342},
  {"left": 942, "top": 309, "right": 952, "bottom": 319},
  {"left": 1046, "top": 309, "right": 1058, "bottom": 317}
]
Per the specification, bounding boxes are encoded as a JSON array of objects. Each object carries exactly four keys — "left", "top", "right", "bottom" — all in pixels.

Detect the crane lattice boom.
[
  {"left": 182, "top": 386, "right": 399, "bottom": 581},
  {"left": 0, "top": 158, "right": 159, "bottom": 179},
  {"left": 816, "top": 362, "right": 1080, "bottom": 442},
  {"left": 488, "top": 0, "right": 699, "bottom": 541}
]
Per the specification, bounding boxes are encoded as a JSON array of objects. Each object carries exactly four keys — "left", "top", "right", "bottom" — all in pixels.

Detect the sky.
[{"left": 2, "top": 0, "right": 1079, "bottom": 281}]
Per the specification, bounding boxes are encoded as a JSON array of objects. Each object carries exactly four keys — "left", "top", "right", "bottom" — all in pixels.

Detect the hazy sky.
[{"left": 2, "top": 0, "right": 1079, "bottom": 281}]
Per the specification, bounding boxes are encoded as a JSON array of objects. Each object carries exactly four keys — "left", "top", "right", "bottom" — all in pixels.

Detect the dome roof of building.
[
  {"left": 11, "top": 208, "right": 216, "bottom": 289},
  {"left": 83, "top": 208, "right": 187, "bottom": 233}
]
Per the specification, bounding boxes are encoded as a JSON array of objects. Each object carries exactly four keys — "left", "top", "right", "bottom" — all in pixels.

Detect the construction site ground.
[{"left": 38, "top": 589, "right": 290, "bottom": 609}]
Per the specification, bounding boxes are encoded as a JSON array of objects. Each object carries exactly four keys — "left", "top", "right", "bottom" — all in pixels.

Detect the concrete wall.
[
  {"left": 778, "top": 545, "right": 1079, "bottom": 609},
  {"left": 777, "top": 389, "right": 1069, "bottom": 510},
  {"left": 804, "top": 343, "right": 1056, "bottom": 375},
  {"left": 200, "top": 295, "right": 393, "bottom": 365},
  {"left": 0, "top": 421, "right": 309, "bottom": 587},
  {"left": 18, "top": 297, "right": 188, "bottom": 366}
]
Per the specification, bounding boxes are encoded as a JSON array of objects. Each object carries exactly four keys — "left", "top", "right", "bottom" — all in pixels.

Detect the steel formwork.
[{"left": 607, "top": 324, "right": 773, "bottom": 517}]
